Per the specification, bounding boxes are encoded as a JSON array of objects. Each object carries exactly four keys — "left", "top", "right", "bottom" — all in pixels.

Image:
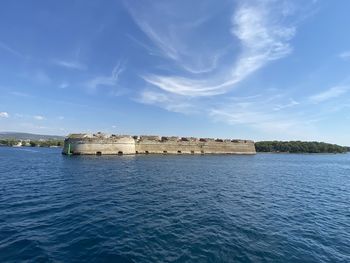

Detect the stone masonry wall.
[
  {"left": 62, "top": 133, "right": 256, "bottom": 155},
  {"left": 135, "top": 136, "right": 255, "bottom": 154}
]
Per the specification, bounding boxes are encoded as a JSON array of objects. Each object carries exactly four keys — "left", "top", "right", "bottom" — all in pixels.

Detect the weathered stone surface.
[{"left": 62, "top": 133, "right": 256, "bottom": 155}]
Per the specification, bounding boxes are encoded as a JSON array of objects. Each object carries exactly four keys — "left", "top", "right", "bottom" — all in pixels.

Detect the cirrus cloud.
[
  {"left": 309, "top": 86, "right": 349, "bottom": 103},
  {"left": 130, "top": 0, "right": 296, "bottom": 96}
]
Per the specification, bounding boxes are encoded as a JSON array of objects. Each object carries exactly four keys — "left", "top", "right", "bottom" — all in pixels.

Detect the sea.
[{"left": 0, "top": 147, "right": 349, "bottom": 262}]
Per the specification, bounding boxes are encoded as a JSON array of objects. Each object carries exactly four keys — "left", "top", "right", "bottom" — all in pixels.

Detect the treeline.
[
  {"left": 0, "top": 139, "right": 64, "bottom": 147},
  {"left": 255, "top": 141, "right": 348, "bottom": 153}
]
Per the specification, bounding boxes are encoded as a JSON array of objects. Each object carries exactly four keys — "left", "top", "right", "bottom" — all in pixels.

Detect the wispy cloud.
[
  {"left": 0, "top": 112, "right": 9, "bottom": 118},
  {"left": 273, "top": 99, "right": 299, "bottom": 111},
  {"left": 34, "top": 70, "right": 51, "bottom": 85},
  {"left": 127, "top": 0, "right": 325, "bottom": 141},
  {"left": 53, "top": 60, "right": 86, "bottom": 70},
  {"left": 229, "top": 1, "right": 295, "bottom": 79},
  {"left": 126, "top": 1, "right": 226, "bottom": 75},
  {"left": 338, "top": 51, "right": 350, "bottom": 60},
  {"left": 208, "top": 96, "right": 316, "bottom": 139},
  {"left": 86, "top": 62, "right": 125, "bottom": 93},
  {"left": 19, "top": 70, "right": 51, "bottom": 86},
  {"left": 10, "top": 91, "right": 34, "bottom": 98},
  {"left": 310, "top": 86, "right": 349, "bottom": 103},
  {"left": 0, "top": 41, "right": 22, "bottom": 57},
  {"left": 59, "top": 82, "right": 69, "bottom": 89},
  {"left": 33, "top": 115, "right": 45, "bottom": 120},
  {"left": 19, "top": 122, "right": 48, "bottom": 130},
  {"left": 138, "top": 90, "right": 196, "bottom": 114},
  {"left": 129, "top": 0, "right": 296, "bottom": 96}
]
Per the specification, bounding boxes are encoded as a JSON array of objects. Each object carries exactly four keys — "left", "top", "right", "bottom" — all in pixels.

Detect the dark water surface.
[{"left": 0, "top": 147, "right": 349, "bottom": 262}]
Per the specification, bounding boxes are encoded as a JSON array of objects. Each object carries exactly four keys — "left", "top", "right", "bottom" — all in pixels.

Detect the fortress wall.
[
  {"left": 135, "top": 138, "right": 256, "bottom": 154},
  {"left": 136, "top": 140, "right": 202, "bottom": 154},
  {"left": 62, "top": 134, "right": 256, "bottom": 155},
  {"left": 63, "top": 136, "right": 135, "bottom": 155},
  {"left": 202, "top": 141, "right": 256, "bottom": 154}
]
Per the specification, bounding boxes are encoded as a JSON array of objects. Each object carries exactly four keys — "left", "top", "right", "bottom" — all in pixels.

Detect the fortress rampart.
[{"left": 62, "top": 133, "right": 256, "bottom": 155}]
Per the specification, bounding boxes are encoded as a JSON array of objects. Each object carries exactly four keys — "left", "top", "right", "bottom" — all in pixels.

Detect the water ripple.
[{"left": 0, "top": 147, "right": 349, "bottom": 262}]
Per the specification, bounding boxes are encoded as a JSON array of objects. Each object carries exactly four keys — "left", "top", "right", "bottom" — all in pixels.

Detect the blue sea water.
[{"left": 0, "top": 147, "right": 349, "bottom": 263}]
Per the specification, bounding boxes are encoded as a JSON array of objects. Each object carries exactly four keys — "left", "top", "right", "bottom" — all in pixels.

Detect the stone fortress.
[{"left": 62, "top": 132, "right": 256, "bottom": 155}]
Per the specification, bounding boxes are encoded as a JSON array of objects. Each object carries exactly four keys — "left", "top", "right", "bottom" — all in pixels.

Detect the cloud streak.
[
  {"left": 208, "top": 95, "right": 316, "bottom": 139},
  {"left": 138, "top": 90, "right": 196, "bottom": 114},
  {"left": 128, "top": 0, "right": 316, "bottom": 139},
  {"left": 53, "top": 59, "right": 86, "bottom": 70},
  {"left": 310, "top": 86, "right": 349, "bottom": 103},
  {"left": 130, "top": 0, "right": 296, "bottom": 96},
  {"left": 126, "top": 1, "right": 221, "bottom": 75},
  {"left": 338, "top": 51, "right": 350, "bottom": 60},
  {"left": 10, "top": 91, "right": 34, "bottom": 98},
  {"left": 0, "top": 41, "right": 22, "bottom": 57},
  {"left": 273, "top": 99, "right": 299, "bottom": 111},
  {"left": 86, "top": 62, "right": 125, "bottom": 93}
]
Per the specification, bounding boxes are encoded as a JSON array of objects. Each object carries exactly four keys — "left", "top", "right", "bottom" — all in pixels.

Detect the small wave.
[
  {"left": 17, "top": 148, "right": 39, "bottom": 153},
  {"left": 0, "top": 150, "right": 349, "bottom": 262}
]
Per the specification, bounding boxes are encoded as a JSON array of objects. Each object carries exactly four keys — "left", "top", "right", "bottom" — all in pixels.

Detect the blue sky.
[{"left": 1, "top": 0, "right": 350, "bottom": 145}]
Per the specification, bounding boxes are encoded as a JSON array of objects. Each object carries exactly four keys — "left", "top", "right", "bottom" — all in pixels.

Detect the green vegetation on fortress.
[{"left": 255, "top": 141, "right": 348, "bottom": 153}]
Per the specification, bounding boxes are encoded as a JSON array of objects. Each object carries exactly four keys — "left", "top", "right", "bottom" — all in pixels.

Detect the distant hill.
[{"left": 0, "top": 132, "right": 65, "bottom": 141}]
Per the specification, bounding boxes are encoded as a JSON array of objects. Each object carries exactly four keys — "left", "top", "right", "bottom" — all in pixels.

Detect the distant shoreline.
[
  {"left": 0, "top": 139, "right": 64, "bottom": 148},
  {"left": 0, "top": 145, "right": 63, "bottom": 148},
  {"left": 256, "top": 151, "right": 348, "bottom": 155},
  {"left": 255, "top": 141, "right": 348, "bottom": 154}
]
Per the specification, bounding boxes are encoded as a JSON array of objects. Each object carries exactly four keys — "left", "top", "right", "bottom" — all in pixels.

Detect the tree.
[{"left": 255, "top": 141, "right": 346, "bottom": 154}]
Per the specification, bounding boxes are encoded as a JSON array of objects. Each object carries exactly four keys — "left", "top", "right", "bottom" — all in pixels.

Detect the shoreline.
[{"left": 256, "top": 151, "right": 348, "bottom": 155}]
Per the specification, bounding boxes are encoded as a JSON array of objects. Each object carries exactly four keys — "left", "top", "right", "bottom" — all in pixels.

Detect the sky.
[{"left": 0, "top": 0, "right": 350, "bottom": 145}]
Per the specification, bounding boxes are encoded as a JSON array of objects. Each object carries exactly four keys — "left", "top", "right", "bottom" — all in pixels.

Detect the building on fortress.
[{"left": 62, "top": 132, "right": 256, "bottom": 155}]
